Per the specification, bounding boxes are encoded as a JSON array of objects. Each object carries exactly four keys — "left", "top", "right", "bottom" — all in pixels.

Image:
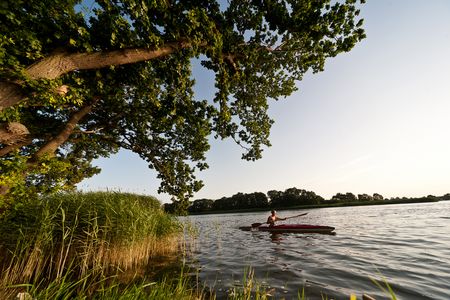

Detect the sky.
[{"left": 79, "top": 0, "right": 450, "bottom": 203}]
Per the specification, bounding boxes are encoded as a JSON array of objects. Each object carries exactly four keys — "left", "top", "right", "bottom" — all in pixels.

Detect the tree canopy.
[{"left": 0, "top": 0, "right": 365, "bottom": 206}]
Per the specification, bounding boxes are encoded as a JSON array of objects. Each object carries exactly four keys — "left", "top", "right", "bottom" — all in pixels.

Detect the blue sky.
[{"left": 79, "top": 0, "right": 450, "bottom": 203}]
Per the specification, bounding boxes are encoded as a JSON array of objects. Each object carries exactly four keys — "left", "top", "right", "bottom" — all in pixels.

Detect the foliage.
[
  {"left": 164, "top": 199, "right": 192, "bottom": 215},
  {"left": 331, "top": 192, "right": 358, "bottom": 202},
  {"left": 212, "top": 192, "right": 269, "bottom": 211},
  {"left": 373, "top": 193, "right": 384, "bottom": 201},
  {"left": 357, "top": 193, "right": 373, "bottom": 201},
  {"left": 0, "top": 0, "right": 366, "bottom": 206},
  {"left": 189, "top": 198, "right": 215, "bottom": 213},
  {"left": 268, "top": 187, "right": 323, "bottom": 207},
  {"left": 0, "top": 152, "right": 97, "bottom": 214}
]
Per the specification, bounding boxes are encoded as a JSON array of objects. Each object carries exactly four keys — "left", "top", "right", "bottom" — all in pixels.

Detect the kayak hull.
[{"left": 239, "top": 224, "right": 335, "bottom": 234}]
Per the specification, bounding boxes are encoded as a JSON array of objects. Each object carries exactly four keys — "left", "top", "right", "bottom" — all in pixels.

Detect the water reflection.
[{"left": 270, "top": 233, "right": 283, "bottom": 243}]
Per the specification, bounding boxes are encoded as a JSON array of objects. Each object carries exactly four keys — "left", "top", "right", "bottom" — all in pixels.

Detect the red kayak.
[{"left": 239, "top": 224, "right": 335, "bottom": 234}]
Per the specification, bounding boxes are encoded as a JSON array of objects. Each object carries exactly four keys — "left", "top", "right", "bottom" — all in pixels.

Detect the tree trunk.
[
  {"left": 0, "top": 40, "right": 192, "bottom": 112},
  {"left": 0, "top": 122, "right": 30, "bottom": 146}
]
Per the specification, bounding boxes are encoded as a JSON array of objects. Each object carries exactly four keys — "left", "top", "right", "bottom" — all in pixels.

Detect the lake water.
[{"left": 181, "top": 201, "right": 450, "bottom": 299}]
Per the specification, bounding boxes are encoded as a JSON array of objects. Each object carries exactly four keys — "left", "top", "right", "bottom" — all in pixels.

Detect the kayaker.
[{"left": 267, "top": 210, "right": 286, "bottom": 227}]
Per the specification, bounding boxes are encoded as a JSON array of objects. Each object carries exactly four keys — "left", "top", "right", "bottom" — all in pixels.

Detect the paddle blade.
[{"left": 251, "top": 222, "right": 263, "bottom": 227}]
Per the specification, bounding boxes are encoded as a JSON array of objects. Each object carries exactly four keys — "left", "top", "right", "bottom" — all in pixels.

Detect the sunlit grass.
[
  {"left": 370, "top": 273, "right": 398, "bottom": 300},
  {"left": 0, "top": 191, "right": 188, "bottom": 299},
  {"left": 7, "top": 271, "right": 204, "bottom": 300},
  {"left": 219, "top": 266, "right": 398, "bottom": 300}
]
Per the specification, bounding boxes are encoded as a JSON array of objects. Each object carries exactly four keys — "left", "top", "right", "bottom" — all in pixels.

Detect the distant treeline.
[{"left": 163, "top": 187, "right": 450, "bottom": 214}]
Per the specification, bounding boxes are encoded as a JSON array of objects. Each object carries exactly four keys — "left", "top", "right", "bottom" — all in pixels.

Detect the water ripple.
[{"left": 182, "top": 201, "right": 450, "bottom": 299}]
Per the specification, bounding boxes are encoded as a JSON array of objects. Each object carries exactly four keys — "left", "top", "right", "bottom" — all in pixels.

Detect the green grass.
[{"left": 8, "top": 270, "right": 204, "bottom": 300}]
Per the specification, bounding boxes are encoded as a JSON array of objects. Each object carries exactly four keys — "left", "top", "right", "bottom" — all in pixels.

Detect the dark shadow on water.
[
  {"left": 268, "top": 232, "right": 336, "bottom": 244},
  {"left": 270, "top": 233, "right": 284, "bottom": 244}
]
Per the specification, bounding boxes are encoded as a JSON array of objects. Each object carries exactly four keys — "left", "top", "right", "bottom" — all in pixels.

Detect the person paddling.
[
  {"left": 267, "top": 210, "right": 286, "bottom": 227},
  {"left": 250, "top": 211, "right": 308, "bottom": 228}
]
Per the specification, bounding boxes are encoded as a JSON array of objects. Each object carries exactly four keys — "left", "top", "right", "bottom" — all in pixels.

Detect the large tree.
[{"left": 0, "top": 0, "right": 365, "bottom": 205}]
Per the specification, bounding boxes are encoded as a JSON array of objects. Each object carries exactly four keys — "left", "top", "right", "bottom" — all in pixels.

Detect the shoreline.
[{"left": 187, "top": 198, "right": 443, "bottom": 216}]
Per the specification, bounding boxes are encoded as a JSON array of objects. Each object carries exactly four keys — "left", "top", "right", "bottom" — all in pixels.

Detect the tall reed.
[{"left": 0, "top": 191, "right": 182, "bottom": 298}]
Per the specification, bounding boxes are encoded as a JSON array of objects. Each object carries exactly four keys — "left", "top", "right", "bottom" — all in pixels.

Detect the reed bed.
[{"left": 0, "top": 191, "right": 188, "bottom": 299}]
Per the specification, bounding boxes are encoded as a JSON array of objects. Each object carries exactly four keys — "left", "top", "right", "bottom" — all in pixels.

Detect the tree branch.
[
  {"left": 32, "top": 99, "right": 99, "bottom": 160},
  {"left": 0, "top": 39, "right": 197, "bottom": 112},
  {"left": 0, "top": 138, "right": 32, "bottom": 157},
  {"left": 73, "top": 127, "right": 104, "bottom": 135}
]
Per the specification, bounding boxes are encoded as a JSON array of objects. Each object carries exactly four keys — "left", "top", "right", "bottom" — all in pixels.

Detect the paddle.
[{"left": 251, "top": 212, "right": 308, "bottom": 228}]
